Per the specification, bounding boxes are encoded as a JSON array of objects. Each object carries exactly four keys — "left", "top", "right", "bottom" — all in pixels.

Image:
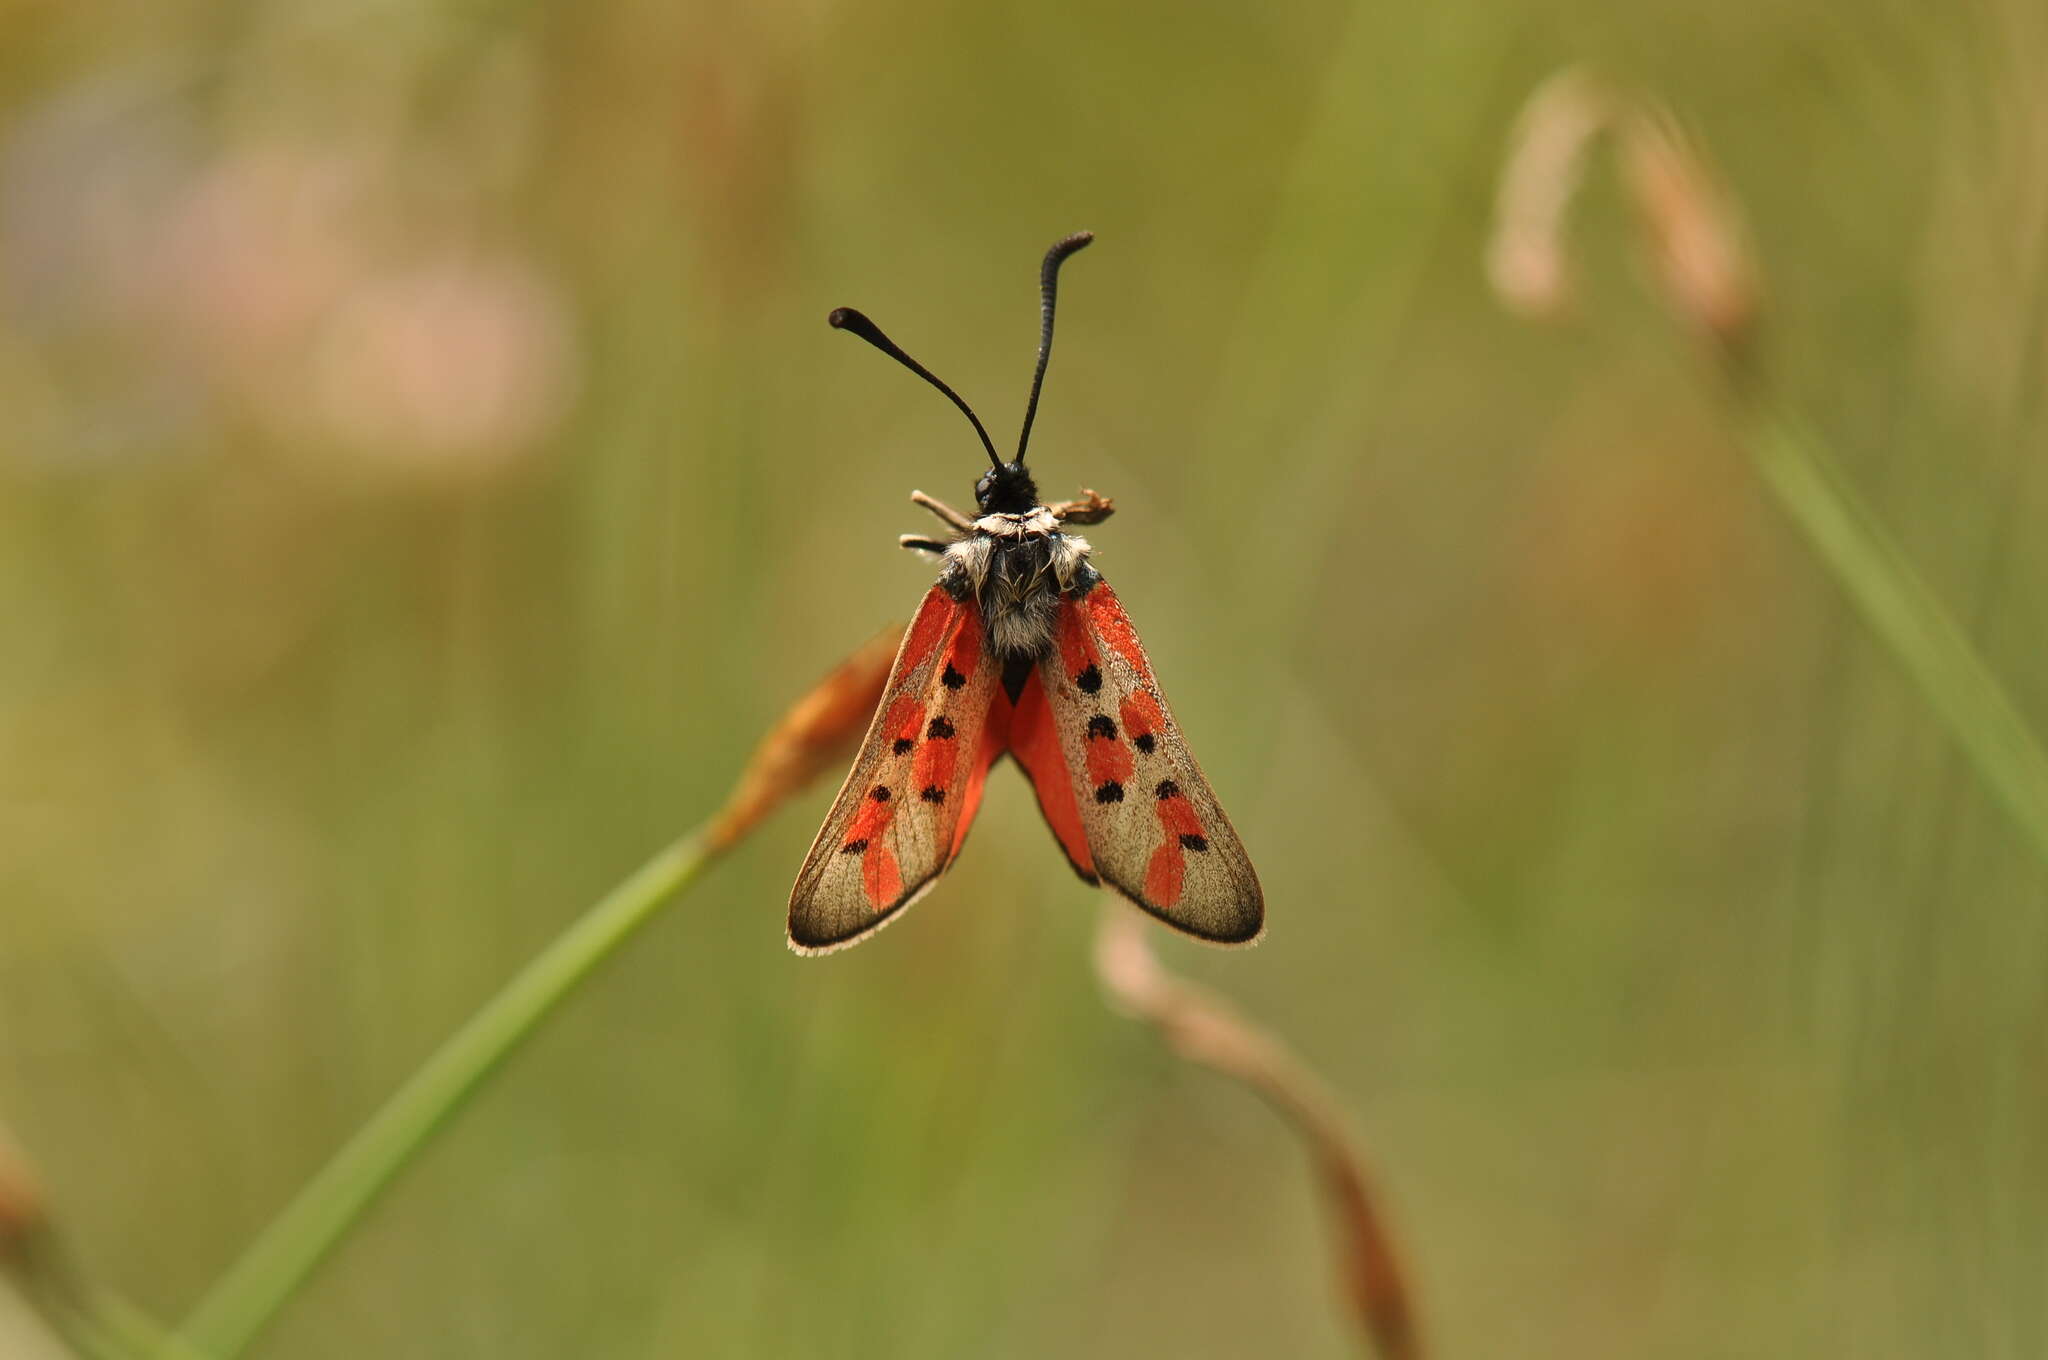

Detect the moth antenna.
[
  {"left": 1014, "top": 230, "right": 1095, "bottom": 464},
  {"left": 829, "top": 306, "right": 1001, "bottom": 470}
]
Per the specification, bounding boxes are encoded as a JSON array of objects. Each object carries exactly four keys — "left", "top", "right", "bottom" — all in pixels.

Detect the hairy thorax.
[{"left": 938, "top": 506, "right": 1095, "bottom": 658}]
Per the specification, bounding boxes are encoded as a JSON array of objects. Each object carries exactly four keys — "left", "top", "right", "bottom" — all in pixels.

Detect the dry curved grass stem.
[
  {"left": 1094, "top": 910, "right": 1420, "bottom": 1360},
  {"left": 1487, "top": 67, "right": 1757, "bottom": 350},
  {"left": 1, "top": 1126, "right": 205, "bottom": 1360},
  {"left": 1489, "top": 68, "right": 2048, "bottom": 870}
]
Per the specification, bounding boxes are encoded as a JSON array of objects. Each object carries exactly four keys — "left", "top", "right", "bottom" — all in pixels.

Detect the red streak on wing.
[
  {"left": 844, "top": 789, "right": 901, "bottom": 910},
  {"left": 845, "top": 790, "right": 897, "bottom": 845},
  {"left": 917, "top": 729, "right": 954, "bottom": 790},
  {"left": 913, "top": 604, "right": 985, "bottom": 809},
  {"left": 1055, "top": 599, "right": 1133, "bottom": 791},
  {"left": 900, "top": 594, "right": 954, "bottom": 673},
  {"left": 864, "top": 841, "right": 902, "bottom": 908},
  {"left": 1118, "top": 691, "right": 1164, "bottom": 746},
  {"left": 1057, "top": 605, "right": 1098, "bottom": 678},
  {"left": 1007, "top": 670, "right": 1096, "bottom": 877},
  {"left": 1144, "top": 791, "right": 1205, "bottom": 907},
  {"left": 944, "top": 604, "right": 983, "bottom": 678},
  {"left": 1159, "top": 795, "right": 1203, "bottom": 839},
  {"left": 1144, "top": 839, "right": 1184, "bottom": 907},
  {"left": 913, "top": 722, "right": 957, "bottom": 793},
  {"left": 1085, "top": 585, "right": 1150, "bottom": 672},
  {"left": 951, "top": 698, "right": 1009, "bottom": 859},
  {"left": 883, "top": 695, "right": 924, "bottom": 747},
  {"left": 1084, "top": 727, "right": 1134, "bottom": 788}
]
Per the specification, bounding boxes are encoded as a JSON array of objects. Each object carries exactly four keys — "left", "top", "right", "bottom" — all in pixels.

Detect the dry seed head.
[
  {"left": 1490, "top": 68, "right": 1762, "bottom": 350},
  {"left": 1486, "top": 67, "right": 1616, "bottom": 319},
  {"left": 706, "top": 624, "right": 906, "bottom": 853},
  {"left": 0, "top": 1128, "right": 45, "bottom": 1264},
  {"left": 1618, "top": 108, "right": 1760, "bottom": 348}
]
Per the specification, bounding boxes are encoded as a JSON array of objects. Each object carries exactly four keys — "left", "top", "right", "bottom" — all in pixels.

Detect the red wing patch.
[
  {"left": 951, "top": 700, "right": 1009, "bottom": 860},
  {"left": 1006, "top": 668, "right": 1098, "bottom": 882},
  {"left": 788, "top": 588, "right": 1004, "bottom": 954},
  {"left": 1036, "top": 582, "right": 1263, "bottom": 944}
]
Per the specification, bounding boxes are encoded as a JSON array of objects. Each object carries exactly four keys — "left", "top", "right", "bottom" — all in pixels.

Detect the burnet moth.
[{"left": 788, "top": 232, "right": 1263, "bottom": 955}]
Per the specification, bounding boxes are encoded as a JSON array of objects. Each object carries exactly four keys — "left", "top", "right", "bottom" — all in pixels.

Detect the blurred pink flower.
[
  {"left": 303, "top": 250, "right": 579, "bottom": 479},
  {"left": 152, "top": 142, "right": 381, "bottom": 391},
  {"left": 1, "top": 81, "right": 579, "bottom": 481}
]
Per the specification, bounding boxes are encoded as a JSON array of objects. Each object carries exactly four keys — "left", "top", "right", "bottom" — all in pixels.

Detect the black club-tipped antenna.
[
  {"left": 828, "top": 306, "right": 1001, "bottom": 470},
  {"left": 1014, "top": 230, "right": 1094, "bottom": 464}
]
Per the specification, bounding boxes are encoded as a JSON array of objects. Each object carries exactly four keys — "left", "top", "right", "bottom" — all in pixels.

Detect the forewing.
[
  {"left": 788, "top": 588, "right": 1003, "bottom": 954},
  {"left": 1038, "top": 581, "right": 1263, "bottom": 943}
]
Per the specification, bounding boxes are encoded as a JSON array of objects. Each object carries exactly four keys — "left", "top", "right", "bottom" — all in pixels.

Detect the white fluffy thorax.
[
  {"left": 971, "top": 506, "right": 1061, "bottom": 538},
  {"left": 942, "top": 505, "right": 1093, "bottom": 657}
]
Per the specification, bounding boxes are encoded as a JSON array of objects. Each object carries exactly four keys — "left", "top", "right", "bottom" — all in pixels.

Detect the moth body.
[
  {"left": 938, "top": 505, "right": 1097, "bottom": 660},
  {"left": 791, "top": 232, "right": 1263, "bottom": 954}
]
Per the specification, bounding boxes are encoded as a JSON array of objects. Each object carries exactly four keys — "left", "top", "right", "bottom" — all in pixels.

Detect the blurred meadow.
[{"left": 5, "top": 0, "right": 2048, "bottom": 1355}]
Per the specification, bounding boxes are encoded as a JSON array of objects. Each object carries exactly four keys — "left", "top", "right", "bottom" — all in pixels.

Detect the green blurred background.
[{"left": 4, "top": 0, "right": 2047, "bottom": 1355}]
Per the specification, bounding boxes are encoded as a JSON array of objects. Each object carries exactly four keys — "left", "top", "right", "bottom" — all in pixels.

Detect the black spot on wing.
[
  {"left": 1155, "top": 780, "right": 1181, "bottom": 799},
  {"left": 1180, "top": 833, "right": 1208, "bottom": 852},
  {"left": 927, "top": 715, "right": 955, "bottom": 739},
  {"left": 1076, "top": 664, "right": 1102, "bottom": 694},
  {"left": 841, "top": 839, "right": 868, "bottom": 855},
  {"left": 1133, "top": 733, "right": 1156, "bottom": 754},
  {"left": 1094, "top": 781, "right": 1124, "bottom": 804},
  {"left": 920, "top": 785, "right": 946, "bottom": 804},
  {"left": 941, "top": 665, "right": 967, "bottom": 690},
  {"left": 1086, "top": 715, "right": 1117, "bottom": 741},
  {"left": 870, "top": 786, "right": 891, "bottom": 802},
  {"left": 892, "top": 737, "right": 914, "bottom": 755}
]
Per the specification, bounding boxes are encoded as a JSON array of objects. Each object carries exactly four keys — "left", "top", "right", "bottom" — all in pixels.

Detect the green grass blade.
[
  {"left": 176, "top": 833, "right": 715, "bottom": 1358},
  {"left": 1748, "top": 405, "right": 2048, "bottom": 865}
]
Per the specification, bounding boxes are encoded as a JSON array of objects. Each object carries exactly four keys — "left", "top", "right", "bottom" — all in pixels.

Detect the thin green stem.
[
  {"left": 1744, "top": 399, "right": 2048, "bottom": 866},
  {"left": 176, "top": 833, "right": 715, "bottom": 1358}
]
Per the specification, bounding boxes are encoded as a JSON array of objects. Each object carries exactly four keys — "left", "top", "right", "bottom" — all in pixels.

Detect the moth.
[{"left": 789, "top": 232, "right": 1263, "bottom": 955}]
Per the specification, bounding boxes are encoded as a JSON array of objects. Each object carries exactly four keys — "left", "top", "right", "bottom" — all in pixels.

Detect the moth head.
[
  {"left": 973, "top": 460, "right": 1039, "bottom": 516},
  {"left": 827, "top": 231, "right": 1094, "bottom": 509}
]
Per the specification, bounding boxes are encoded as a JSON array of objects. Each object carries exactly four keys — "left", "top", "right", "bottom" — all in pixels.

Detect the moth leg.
[
  {"left": 899, "top": 534, "right": 951, "bottom": 556},
  {"left": 911, "top": 489, "right": 974, "bottom": 531},
  {"left": 1049, "top": 487, "right": 1116, "bottom": 525}
]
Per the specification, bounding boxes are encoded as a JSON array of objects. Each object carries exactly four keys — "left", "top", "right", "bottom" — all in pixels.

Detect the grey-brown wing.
[
  {"left": 788, "top": 588, "right": 1003, "bottom": 954},
  {"left": 1038, "top": 581, "right": 1262, "bottom": 945}
]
